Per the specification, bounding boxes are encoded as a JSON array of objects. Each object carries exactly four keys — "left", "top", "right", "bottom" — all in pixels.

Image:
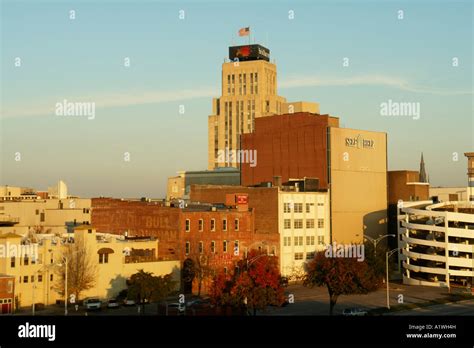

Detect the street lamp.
[
  {"left": 57, "top": 249, "right": 82, "bottom": 316},
  {"left": 364, "top": 234, "right": 396, "bottom": 257},
  {"left": 31, "top": 269, "right": 42, "bottom": 316},
  {"left": 386, "top": 248, "right": 398, "bottom": 309}
]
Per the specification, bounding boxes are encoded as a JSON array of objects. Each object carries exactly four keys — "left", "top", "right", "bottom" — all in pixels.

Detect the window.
[
  {"left": 294, "top": 219, "right": 303, "bottom": 229},
  {"left": 283, "top": 236, "right": 291, "bottom": 246},
  {"left": 24, "top": 255, "right": 29, "bottom": 266},
  {"left": 199, "top": 241, "right": 204, "bottom": 254},
  {"left": 99, "top": 253, "right": 109, "bottom": 264},
  {"left": 306, "top": 236, "right": 315, "bottom": 245},
  {"left": 223, "top": 219, "right": 227, "bottom": 231},
  {"left": 35, "top": 209, "right": 39, "bottom": 215},
  {"left": 318, "top": 219, "right": 324, "bottom": 228},
  {"left": 306, "top": 203, "right": 314, "bottom": 213},
  {"left": 284, "top": 219, "right": 291, "bottom": 229},
  {"left": 40, "top": 212, "right": 45, "bottom": 222},
  {"left": 185, "top": 219, "right": 190, "bottom": 232},
  {"left": 31, "top": 276, "right": 34, "bottom": 283},
  {"left": 318, "top": 236, "right": 325, "bottom": 245},
  {"left": 234, "top": 219, "right": 239, "bottom": 231},
  {"left": 38, "top": 275, "right": 43, "bottom": 282},
  {"left": 294, "top": 236, "right": 303, "bottom": 246},
  {"left": 224, "top": 267, "right": 228, "bottom": 275},
  {"left": 306, "top": 252, "right": 315, "bottom": 260},
  {"left": 199, "top": 219, "right": 203, "bottom": 232},
  {"left": 294, "top": 253, "right": 304, "bottom": 260},
  {"left": 185, "top": 241, "right": 190, "bottom": 255},
  {"left": 50, "top": 274, "right": 53, "bottom": 282},
  {"left": 223, "top": 240, "right": 228, "bottom": 253},
  {"left": 211, "top": 219, "right": 216, "bottom": 231},
  {"left": 23, "top": 276, "right": 28, "bottom": 283},
  {"left": 317, "top": 202, "right": 324, "bottom": 206},
  {"left": 284, "top": 203, "right": 291, "bottom": 213},
  {"left": 294, "top": 203, "right": 303, "bottom": 213},
  {"left": 10, "top": 257, "right": 15, "bottom": 268},
  {"left": 211, "top": 241, "right": 216, "bottom": 253},
  {"left": 234, "top": 240, "right": 239, "bottom": 255},
  {"left": 306, "top": 219, "right": 315, "bottom": 229}
]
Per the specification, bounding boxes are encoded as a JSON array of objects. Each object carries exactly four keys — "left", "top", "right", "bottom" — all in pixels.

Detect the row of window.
[
  {"left": 284, "top": 219, "right": 324, "bottom": 229},
  {"left": 185, "top": 240, "right": 239, "bottom": 255},
  {"left": 283, "top": 202, "right": 324, "bottom": 213},
  {"left": 294, "top": 252, "right": 316, "bottom": 261},
  {"left": 19, "top": 273, "right": 53, "bottom": 284},
  {"left": 226, "top": 73, "right": 259, "bottom": 96},
  {"left": 185, "top": 218, "right": 239, "bottom": 232},
  {"left": 283, "top": 236, "right": 324, "bottom": 246},
  {"left": 9, "top": 255, "right": 42, "bottom": 268}
]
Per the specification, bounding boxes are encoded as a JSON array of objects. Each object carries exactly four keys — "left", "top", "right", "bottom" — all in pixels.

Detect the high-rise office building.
[{"left": 207, "top": 44, "right": 288, "bottom": 170}]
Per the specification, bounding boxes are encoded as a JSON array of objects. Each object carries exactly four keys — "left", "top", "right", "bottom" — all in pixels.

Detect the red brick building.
[
  {"left": 240, "top": 112, "right": 339, "bottom": 188},
  {"left": 91, "top": 196, "right": 279, "bottom": 293},
  {"left": 0, "top": 275, "right": 14, "bottom": 314},
  {"left": 190, "top": 185, "right": 279, "bottom": 236},
  {"left": 92, "top": 198, "right": 180, "bottom": 260}
]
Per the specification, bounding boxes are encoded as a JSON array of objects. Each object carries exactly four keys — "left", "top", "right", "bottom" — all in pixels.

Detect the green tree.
[
  {"left": 304, "top": 250, "right": 381, "bottom": 315},
  {"left": 127, "top": 270, "right": 176, "bottom": 314}
]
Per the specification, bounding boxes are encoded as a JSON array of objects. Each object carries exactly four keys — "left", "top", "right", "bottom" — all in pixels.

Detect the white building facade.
[
  {"left": 398, "top": 200, "right": 474, "bottom": 287},
  {"left": 278, "top": 189, "right": 330, "bottom": 279}
]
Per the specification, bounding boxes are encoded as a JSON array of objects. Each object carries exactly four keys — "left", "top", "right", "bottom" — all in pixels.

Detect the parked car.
[
  {"left": 107, "top": 299, "right": 120, "bottom": 309},
  {"left": 84, "top": 298, "right": 102, "bottom": 311},
  {"left": 123, "top": 299, "right": 136, "bottom": 306},
  {"left": 168, "top": 302, "right": 186, "bottom": 315},
  {"left": 187, "top": 298, "right": 213, "bottom": 309},
  {"left": 342, "top": 308, "right": 368, "bottom": 316}
]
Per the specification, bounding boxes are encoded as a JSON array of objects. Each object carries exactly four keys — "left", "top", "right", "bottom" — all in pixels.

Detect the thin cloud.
[
  {"left": 280, "top": 75, "right": 473, "bottom": 96},
  {"left": 2, "top": 75, "right": 471, "bottom": 119},
  {"left": 1, "top": 87, "right": 218, "bottom": 119}
]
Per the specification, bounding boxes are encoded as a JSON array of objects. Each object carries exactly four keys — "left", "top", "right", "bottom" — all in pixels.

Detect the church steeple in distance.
[{"left": 419, "top": 152, "right": 428, "bottom": 183}]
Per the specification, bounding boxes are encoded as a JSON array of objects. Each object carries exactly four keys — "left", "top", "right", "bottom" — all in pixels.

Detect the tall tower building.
[
  {"left": 208, "top": 44, "right": 287, "bottom": 169},
  {"left": 419, "top": 152, "right": 428, "bottom": 183},
  {"left": 465, "top": 152, "right": 474, "bottom": 201}
]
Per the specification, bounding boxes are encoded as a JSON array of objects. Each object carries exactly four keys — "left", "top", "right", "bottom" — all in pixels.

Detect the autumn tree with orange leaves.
[
  {"left": 209, "top": 250, "right": 285, "bottom": 315},
  {"left": 304, "top": 250, "right": 381, "bottom": 315}
]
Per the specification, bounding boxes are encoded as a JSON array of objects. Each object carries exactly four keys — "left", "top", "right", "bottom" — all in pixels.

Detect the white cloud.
[
  {"left": 1, "top": 87, "right": 218, "bottom": 119},
  {"left": 2, "top": 75, "right": 471, "bottom": 119},
  {"left": 279, "top": 74, "right": 473, "bottom": 95}
]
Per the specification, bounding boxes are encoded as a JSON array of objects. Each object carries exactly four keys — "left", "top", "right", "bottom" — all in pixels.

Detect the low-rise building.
[
  {"left": 0, "top": 228, "right": 180, "bottom": 309},
  {"left": 166, "top": 168, "right": 241, "bottom": 202},
  {"left": 0, "top": 274, "right": 15, "bottom": 314}
]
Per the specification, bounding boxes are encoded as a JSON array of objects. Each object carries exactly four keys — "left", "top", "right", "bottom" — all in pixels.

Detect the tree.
[
  {"left": 54, "top": 234, "right": 97, "bottom": 303},
  {"left": 184, "top": 251, "right": 214, "bottom": 296},
  {"left": 304, "top": 250, "right": 381, "bottom": 315},
  {"left": 209, "top": 250, "right": 285, "bottom": 315},
  {"left": 127, "top": 270, "right": 176, "bottom": 314}
]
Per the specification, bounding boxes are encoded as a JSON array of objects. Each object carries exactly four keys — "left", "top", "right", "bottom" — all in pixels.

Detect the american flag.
[{"left": 238, "top": 27, "right": 250, "bottom": 36}]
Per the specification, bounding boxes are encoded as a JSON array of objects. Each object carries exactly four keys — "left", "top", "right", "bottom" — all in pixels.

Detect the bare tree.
[{"left": 54, "top": 234, "right": 97, "bottom": 302}]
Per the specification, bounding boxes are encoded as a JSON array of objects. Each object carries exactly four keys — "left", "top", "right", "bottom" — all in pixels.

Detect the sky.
[{"left": 1, "top": 0, "right": 472, "bottom": 198}]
